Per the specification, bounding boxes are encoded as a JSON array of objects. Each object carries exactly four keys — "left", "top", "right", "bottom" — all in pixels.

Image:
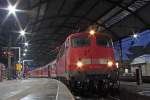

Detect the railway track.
[
  {"left": 74, "top": 95, "right": 120, "bottom": 100},
  {"left": 69, "top": 80, "right": 121, "bottom": 100},
  {"left": 107, "top": 96, "right": 120, "bottom": 100},
  {"left": 73, "top": 90, "right": 120, "bottom": 100}
]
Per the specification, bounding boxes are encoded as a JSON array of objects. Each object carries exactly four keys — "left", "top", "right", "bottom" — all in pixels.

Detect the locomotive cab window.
[
  {"left": 96, "top": 36, "right": 112, "bottom": 47},
  {"left": 72, "top": 37, "right": 90, "bottom": 47}
]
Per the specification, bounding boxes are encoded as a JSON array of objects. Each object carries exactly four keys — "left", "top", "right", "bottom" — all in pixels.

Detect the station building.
[{"left": 131, "top": 54, "right": 150, "bottom": 76}]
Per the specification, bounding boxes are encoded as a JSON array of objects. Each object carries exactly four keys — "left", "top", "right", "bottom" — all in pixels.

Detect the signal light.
[
  {"left": 2, "top": 51, "right": 14, "bottom": 56},
  {"left": 3, "top": 51, "right": 6, "bottom": 55},
  {"left": 116, "top": 62, "right": 119, "bottom": 68}
]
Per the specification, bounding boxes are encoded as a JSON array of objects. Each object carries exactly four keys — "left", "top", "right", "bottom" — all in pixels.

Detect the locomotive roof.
[{"left": 68, "top": 32, "right": 112, "bottom": 39}]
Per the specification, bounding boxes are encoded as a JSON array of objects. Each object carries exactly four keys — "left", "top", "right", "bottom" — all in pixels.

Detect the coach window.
[
  {"left": 96, "top": 36, "right": 112, "bottom": 47},
  {"left": 72, "top": 37, "right": 90, "bottom": 47}
]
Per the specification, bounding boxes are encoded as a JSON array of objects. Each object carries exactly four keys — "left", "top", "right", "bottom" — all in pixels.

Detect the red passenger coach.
[
  {"left": 55, "top": 32, "right": 119, "bottom": 89},
  {"left": 30, "top": 66, "right": 48, "bottom": 77},
  {"left": 30, "top": 60, "right": 56, "bottom": 78}
]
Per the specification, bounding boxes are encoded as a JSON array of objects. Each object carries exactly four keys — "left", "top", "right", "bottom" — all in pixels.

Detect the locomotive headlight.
[
  {"left": 89, "top": 29, "right": 95, "bottom": 35},
  {"left": 76, "top": 61, "right": 83, "bottom": 68},
  {"left": 107, "top": 61, "right": 113, "bottom": 67}
]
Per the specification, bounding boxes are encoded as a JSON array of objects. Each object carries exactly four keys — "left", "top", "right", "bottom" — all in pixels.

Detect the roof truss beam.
[{"left": 105, "top": 0, "right": 150, "bottom": 28}]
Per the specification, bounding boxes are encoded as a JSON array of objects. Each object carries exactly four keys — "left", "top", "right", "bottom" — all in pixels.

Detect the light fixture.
[
  {"left": 0, "top": 0, "right": 27, "bottom": 31},
  {"left": 133, "top": 34, "right": 138, "bottom": 38},
  {"left": 7, "top": 4, "right": 16, "bottom": 15},
  {"left": 24, "top": 49, "right": 28, "bottom": 52},
  {"left": 24, "top": 42, "right": 29, "bottom": 46},
  {"left": 89, "top": 29, "right": 95, "bottom": 35},
  {"left": 20, "top": 30, "right": 26, "bottom": 36},
  {"left": 23, "top": 53, "right": 26, "bottom": 56}
]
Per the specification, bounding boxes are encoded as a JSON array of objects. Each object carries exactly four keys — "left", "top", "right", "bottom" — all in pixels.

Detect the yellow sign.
[{"left": 16, "top": 64, "right": 22, "bottom": 71}]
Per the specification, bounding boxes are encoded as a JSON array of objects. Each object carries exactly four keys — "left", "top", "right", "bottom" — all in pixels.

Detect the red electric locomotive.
[
  {"left": 30, "top": 31, "right": 119, "bottom": 90},
  {"left": 55, "top": 31, "right": 119, "bottom": 90}
]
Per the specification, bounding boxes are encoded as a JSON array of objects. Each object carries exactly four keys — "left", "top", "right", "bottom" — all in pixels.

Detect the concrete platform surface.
[
  {"left": 0, "top": 78, "right": 74, "bottom": 100},
  {"left": 120, "top": 81, "right": 150, "bottom": 99}
]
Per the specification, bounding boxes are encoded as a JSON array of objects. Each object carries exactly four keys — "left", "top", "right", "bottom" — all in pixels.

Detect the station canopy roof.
[
  {"left": 0, "top": 0, "right": 150, "bottom": 66},
  {"left": 131, "top": 54, "right": 150, "bottom": 64}
]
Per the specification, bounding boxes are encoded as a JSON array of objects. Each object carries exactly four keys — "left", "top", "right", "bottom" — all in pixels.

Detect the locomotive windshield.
[
  {"left": 72, "top": 37, "right": 90, "bottom": 47},
  {"left": 96, "top": 36, "right": 112, "bottom": 47}
]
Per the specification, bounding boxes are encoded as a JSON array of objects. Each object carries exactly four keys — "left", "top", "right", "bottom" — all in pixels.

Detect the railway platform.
[
  {"left": 0, "top": 78, "right": 74, "bottom": 100},
  {"left": 120, "top": 81, "right": 150, "bottom": 100}
]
